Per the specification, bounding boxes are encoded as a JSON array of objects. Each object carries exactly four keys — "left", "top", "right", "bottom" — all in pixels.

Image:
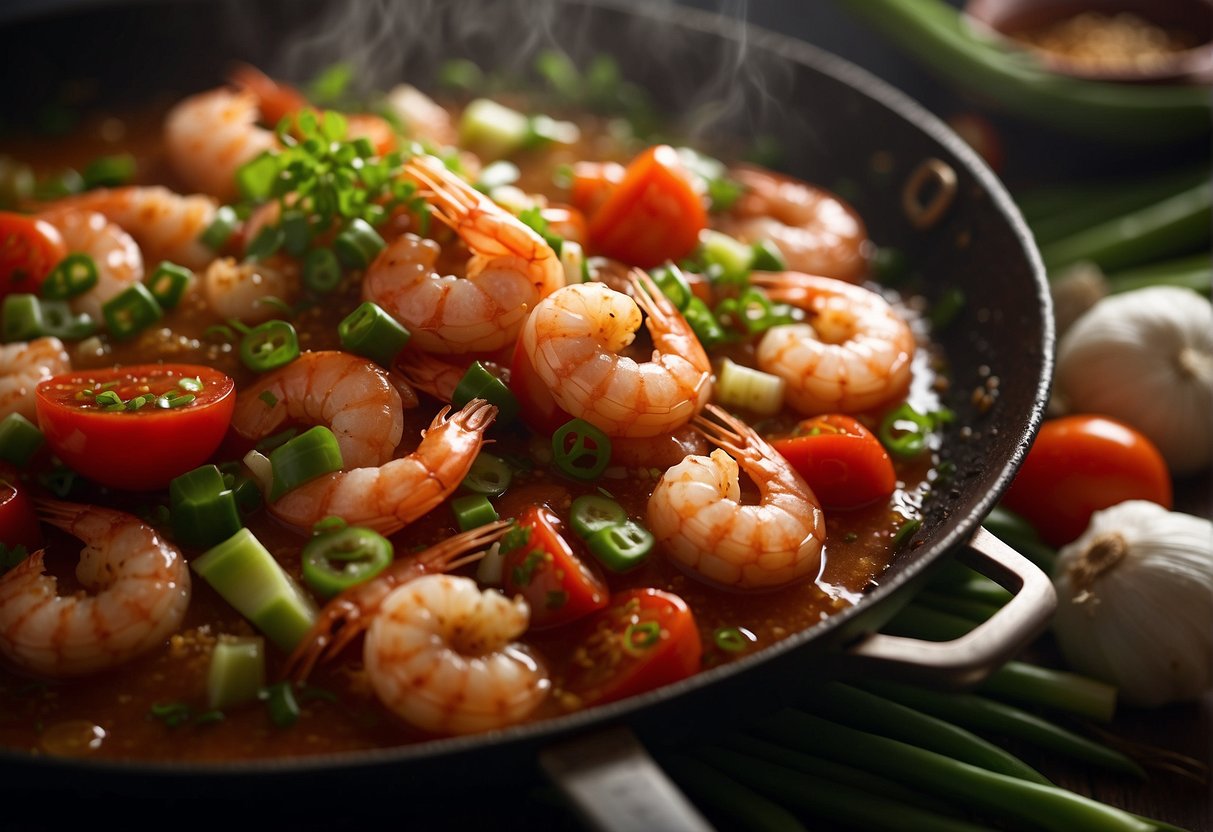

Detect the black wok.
[{"left": 0, "top": 0, "right": 1054, "bottom": 826}]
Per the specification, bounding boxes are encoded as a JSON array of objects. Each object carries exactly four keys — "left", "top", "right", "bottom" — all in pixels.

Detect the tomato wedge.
[
  {"left": 0, "top": 464, "right": 41, "bottom": 552},
  {"left": 509, "top": 336, "right": 573, "bottom": 436},
  {"left": 570, "top": 161, "right": 624, "bottom": 220},
  {"left": 1, "top": 213, "right": 67, "bottom": 299},
  {"left": 1002, "top": 414, "right": 1172, "bottom": 546},
  {"left": 770, "top": 415, "right": 897, "bottom": 510},
  {"left": 586, "top": 145, "right": 707, "bottom": 268},
  {"left": 563, "top": 588, "right": 702, "bottom": 706},
  {"left": 502, "top": 505, "right": 608, "bottom": 629},
  {"left": 35, "top": 364, "right": 236, "bottom": 492}
]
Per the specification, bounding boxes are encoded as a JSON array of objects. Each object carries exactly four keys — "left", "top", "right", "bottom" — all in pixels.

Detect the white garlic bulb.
[
  {"left": 1054, "top": 286, "right": 1212, "bottom": 475},
  {"left": 1052, "top": 501, "right": 1213, "bottom": 708}
]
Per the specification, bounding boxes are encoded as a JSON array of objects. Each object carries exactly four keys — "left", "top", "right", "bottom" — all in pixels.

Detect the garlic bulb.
[
  {"left": 1052, "top": 501, "right": 1213, "bottom": 708},
  {"left": 1054, "top": 286, "right": 1212, "bottom": 475}
]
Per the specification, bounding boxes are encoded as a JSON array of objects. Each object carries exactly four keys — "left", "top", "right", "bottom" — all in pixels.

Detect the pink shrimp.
[
  {"left": 0, "top": 337, "right": 70, "bottom": 422},
  {"left": 36, "top": 210, "right": 143, "bottom": 322}
]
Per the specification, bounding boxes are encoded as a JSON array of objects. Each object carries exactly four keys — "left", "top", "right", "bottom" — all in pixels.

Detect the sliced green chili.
[
  {"left": 569, "top": 494, "right": 628, "bottom": 538},
  {"left": 240, "top": 320, "right": 300, "bottom": 372},
  {"left": 301, "top": 526, "right": 393, "bottom": 598},
  {"left": 269, "top": 426, "right": 344, "bottom": 500},
  {"left": 2, "top": 293, "right": 43, "bottom": 341},
  {"left": 714, "top": 626, "right": 756, "bottom": 653},
  {"left": 102, "top": 283, "right": 163, "bottom": 340},
  {"left": 279, "top": 209, "right": 312, "bottom": 257},
  {"left": 200, "top": 205, "right": 239, "bottom": 251},
  {"left": 39, "top": 300, "right": 97, "bottom": 341},
  {"left": 878, "top": 403, "right": 934, "bottom": 458},
  {"left": 41, "top": 253, "right": 98, "bottom": 300},
  {"left": 302, "top": 248, "right": 342, "bottom": 293},
  {"left": 337, "top": 301, "right": 411, "bottom": 367},
  {"left": 451, "top": 360, "right": 519, "bottom": 423},
  {"left": 552, "top": 418, "right": 612, "bottom": 481},
  {"left": 624, "top": 620, "right": 661, "bottom": 652},
  {"left": 261, "top": 681, "right": 301, "bottom": 728},
  {"left": 144, "top": 261, "right": 191, "bottom": 310},
  {"left": 245, "top": 224, "right": 284, "bottom": 261},
  {"left": 587, "top": 520, "right": 653, "bottom": 572},
  {"left": 460, "top": 452, "right": 513, "bottom": 496},
  {"left": 450, "top": 494, "right": 499, "bottom": 532},
  {"left": 652, "top": 263, "right": 692, "bottom": 311},
  {"left": 81, "top": 153, "right": 136, "bottom": 189},
  {"left": 749, "top": 239, "right": 787, "bottom": 272},
  {"left": 333, "top": 218, "right": 385, "bottom": 269}
]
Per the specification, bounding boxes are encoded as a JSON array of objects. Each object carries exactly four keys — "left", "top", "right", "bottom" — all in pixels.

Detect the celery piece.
[
  {"left": 699, "top": 229, "right": 754, "bottom": 283},
  {"left": 459, "top": 99, "right": 530, "bottom": 159},
  {"left": 716, "top": 358, "right": 786, "bottom": 416},
  {"left": 193, "top": 529, "right": 318, "bottom": 652},
  {"left": 207, "top": 636, "right": 266, "bottom": 710}
]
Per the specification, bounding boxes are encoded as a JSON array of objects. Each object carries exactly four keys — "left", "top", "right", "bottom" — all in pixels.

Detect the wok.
[{"left": 0, "top": 0, "right": 1054, "bottom": 826}]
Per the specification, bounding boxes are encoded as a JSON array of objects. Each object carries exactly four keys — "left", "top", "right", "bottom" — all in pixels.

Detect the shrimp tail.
[
  {"left": 444, "top": 398, "right": 499, "bottom": 434},
  {"left": 692, "top": 405, "right": 762, "bottom": 461}
]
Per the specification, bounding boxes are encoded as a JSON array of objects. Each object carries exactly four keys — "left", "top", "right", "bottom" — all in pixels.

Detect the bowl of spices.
[{"left": 965, "top": 0, "right": 1213, "bottom": 83}]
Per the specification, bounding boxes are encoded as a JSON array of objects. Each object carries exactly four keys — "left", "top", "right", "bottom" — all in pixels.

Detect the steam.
[{"left": 219, "top": 0, "right": 802, "bottom": 151}]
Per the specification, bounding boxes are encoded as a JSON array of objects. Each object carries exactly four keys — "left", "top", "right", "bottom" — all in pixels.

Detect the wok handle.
[
  {"left": 538, "top": 725, "right": 715, "bottom": 832},
  {"left": 845, "top": 526, "right": 1057, "bottom": 686}
]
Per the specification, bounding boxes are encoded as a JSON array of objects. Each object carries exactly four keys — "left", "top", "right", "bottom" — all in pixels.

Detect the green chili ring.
[{"left": 301, "top": 526, "right": 393, "bottom": 598}]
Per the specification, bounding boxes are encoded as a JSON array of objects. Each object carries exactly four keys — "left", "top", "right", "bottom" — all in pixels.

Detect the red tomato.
[
  {"left": 1, "top": 213, "right": 67, "bottom": 299},
  {"left": 229, "top": 62, "right": 309, "bottom": 125},
  {"left": 0, "top": 465, "right": 41, "bottom": 552},
  {"left": 1002, "top": 414, "right": 1172, "bottom": 546},
  {"left": 770, "top": 415, "right": 896, "bottom": 510},
  {"left": 563, "top": 588, "right": 702, "bottom": 706},
  {"left": 35, "top": 364, "right": 236, "bottom": 492},
  {"left": 570, "top": 161, "right": 625, "bottom": 219},
  {"left": 502, "top": 506, "right": 608, "bottom": 629},
  {"left": 509, "top": 336, "right": 572, "bottom": 436},
  {"left": 586, "top": 146, "right": 707, "bottom": 268}
]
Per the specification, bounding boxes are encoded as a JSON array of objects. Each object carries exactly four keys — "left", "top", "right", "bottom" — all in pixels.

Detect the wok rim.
[{"left": 0, "top": 0, "right": 1053, "bottom": 781}]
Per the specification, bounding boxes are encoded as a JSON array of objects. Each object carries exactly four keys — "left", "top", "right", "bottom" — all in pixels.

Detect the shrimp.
[
  {"left": 719, "top": 167, "right": 870, "bottom": 283},
  {"left": 45, "top": 186, "right": 218, "bottom": 271},
  {"left": 520, "top": 270, "right": 712, "bottom": 438},
  {"left": 362, "top": 154, "right": 562, "bottom": 354},
  {"left": 269, "top": 399, "right": 497, "bottom": 534},
  {"left": 164, "top": 87, "right": 277, "bottom": 202},
  {"left": 284, "top": 520, "right": 511, "bottom": 682},
  {"left": 0, "top": 337, "right": 70, "bottom": 422},
  {"left": 36, "top": 210, "right": 143, "bottom": 322},
  {"left": 366, "top": 574, "right": 549, "bottom": 735},
  {"left": 0, "top": 499, "right": 190, "bottom": 678},
  {"left": 751, "top": 272, "right": 915, "bottom": 416},
  {"left": 232, "top": 351, "right": 408, "bottom": 468},
  {"left": 647, "top": 405, "right": 826, "bottom": 590},
  {"left": 201, "top": 256, "right": 297, "bottom": 324}
]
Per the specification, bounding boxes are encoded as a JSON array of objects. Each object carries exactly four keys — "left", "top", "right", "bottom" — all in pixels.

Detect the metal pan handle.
[{"left": 844, "top": 526, "right": 1057, "bottom": 686}]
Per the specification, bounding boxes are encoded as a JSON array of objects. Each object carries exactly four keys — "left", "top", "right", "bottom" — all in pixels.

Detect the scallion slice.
[
  {"left": 586, "top": 520, "right": 653, "bottom": 572},
  {"left": 101, "top": 283, "right": 163, "bottom": 340},
  {"left": 200, "top": 205, "right": 239, "bottom": 251},
  {"left": 207, "top": 636, "right": 266, "bottom": 710},
  {"left": 2, "top": 293, "right": 43, "bottom": 341},
  {"left": 145, "top": 261, "right": 192, "bottom": 310},
  {"left": 460, "top": 452, "right": 513, "bottom": 497},
  {"left": 338, "top": 301, "right": 411, "bottom": 368},
  {"left": 333, "top": 219, "right": 385, "bottom": 270},
  {"left": 240, "top": 320, "right": 299, "bottom": 373},
  {"left": 301, "top": 526, "right": 393, "bottom": 598},
  {"left": 569, "top": 494, "right": 628, "bottom": 539},
  {"left": 451, "top": 494, "right": 499, "bottom": 532},
  {"left": 302, "top": 248, "right": 342, "bottom": 293},
  {"left": 451, "top": 360, "right": 519, "bottom": 424},
  {"left": 269, "top": 426, "right": 344, "bottom": 500},
  {"left": 715, "top": 358, "right": 786, "bottom": 416},
  {"left": 169, "top": 464, "right": 243, "bottom": 550},
  {"left": 552, "top": 418, "right": 612, "bottom": 481},
  {"left": 41, "top": 253, "right": 98, "bottom": 300}
]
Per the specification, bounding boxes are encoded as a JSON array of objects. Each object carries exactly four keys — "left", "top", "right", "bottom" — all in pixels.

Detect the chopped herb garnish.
[
  {"left": 511, "top": 549, "right": 545, "bottom": 587},
  {"left": 624, "top": 620, "right": 661, "bottom": 651}
]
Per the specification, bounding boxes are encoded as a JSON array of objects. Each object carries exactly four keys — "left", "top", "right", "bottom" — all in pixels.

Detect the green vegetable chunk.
[
  {"left": 301, "top": 526, "right": 393, "bottom": 598},
  {"left": 170, "top": 464, "right": 243, "bottom": 549},
  {"left": 207, "top": 636, "right": 266, "bottom": 710},
  {"left": 269, "top": 426, "right": 344, "bottom": 500}
]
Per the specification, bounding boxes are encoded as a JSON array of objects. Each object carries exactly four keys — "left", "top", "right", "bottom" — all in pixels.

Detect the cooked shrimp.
[
  {"left": 269, "top": 399, "right": 497, "bottom": 534},
  {"left": 284, "top": 520, "right": 511, "bottom": 681},
  {"left": 752, "top": 272, "right": 915, "bottom": 415},
  {"left": 0, "top": 337, "right": 70, "bottom": 422},
  {"left": 393, "top": 349, "right": 508, "bottom": 405},
  {"left": 202, "top": 255, "right": 297, "bottom": 324},
  {"left": 362, "top": 155, "right": 562, "bottom": 354},
  {"left": 36, "top": 210, "right": 143, "bottom": 322},
  {"left": 232, "top": 351, "right": 408, "bottom": 468},
  {"left": 719, "top": 167, "right": 869, "bottom": 283},
  {"left": 0, "top": 499, "right": 190, "bottom": 678},
  {"left": 383, "top": 84, "right": 457, "bottom": 147},
  {"left": 520, "top": 270, "right": 712, "bottom": 438},
  {"left": 367, "top": 574, "right": 549, "bottom": 735},
  {"left": 647, "top": 405, "right": 825, "bottom": 590},
  {"left": 46, "top": 186, "right": 218, "bottom": 270},
  {"left": 164, "top": 87, "right": 277, "bottom": 202}
]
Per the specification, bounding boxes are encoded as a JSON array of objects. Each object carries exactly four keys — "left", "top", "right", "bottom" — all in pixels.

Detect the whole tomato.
[{"left": 1002, "top": 414, "right": 1172, "bottom": 546}]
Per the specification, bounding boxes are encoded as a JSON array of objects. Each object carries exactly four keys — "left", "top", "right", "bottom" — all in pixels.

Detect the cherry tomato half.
[
  {"left": 0, "top": 464, "right": 41, "bottom": 552},
  {"left": 563, "top": 588, "right": 702, "bottom": 707},
  {"left": 502, "top": 505, "right": 609, "bottom": 629},
  {"left": 770, "top": 415, "right": 897, "bottom": 510},
  {"left": 1002, "top": 414, "right": 1172, "bottom": 546},
  {"left": 570, "top": 161, "right": 624, "bottom": 220},
  {"left": 35, "top": 364, "right": 236, "bottom": 492},
  {"left": 586, "top": 145, "right": 707, "bottom": 268},
  {"left": 1, "top": 213, "right": 67, "bottom": 299}
]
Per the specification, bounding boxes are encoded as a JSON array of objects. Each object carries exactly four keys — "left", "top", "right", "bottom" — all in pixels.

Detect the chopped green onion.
[
  {"left": 517, "top": 206, "right": 564, "bottom": 256},
  {"left": 569, "top": 494, "right": 627, "bottom": 538},
  {"left": 700, "top": 229, "right": 754, "bottom": 284},
  {"left": 35, "top": 168, "right": 83, "bottom": 201},
  {"left": 437, "top": 58, "right": 483, "bottom": 91},
  {"left": 333, "top": 218, "right": 385, "bottom": 270},
  {"left": 2, "top": 293, "right": 43, "bottom": 341},
  {"left": 476, "top": 160, "right": 521, "bottom": 192},
  {"left": 301, "top": 526, "right": 393, "bottom": 598},
  {"left": 302, "top": 248, "right": 342, "bottom": 293},
  {"left": 652, "top": 263, "right": 692, "bottom": 311},
  {"left": 245, "top": 223, "right": 284, "bottom": 261},
  {"left": 625, "top": 620, "right": 661, "bottom": 651},
  {"left": 311, "top": 515, "right": 348, "bottom": 536},
  {"left": 144, "top": 261, "right": 191, "bottom": 310},
  {"left": 239, "top": 320, "right": 300, "bottom": 373},
  {"left": 337, "top": 300, "right": 411, "bottom": 367},
  {"left": 102, "top": 283, "right": 163, "bottom": 340},
  {"left": 878, "top": 403, "right": 935, "bottom": 458},
  {"left": 586, "top": 520, "right": 653, "bottom": 572},
  {"left": 716, "top": 358, "right": 786, "bottom": 416},
  {"left": 683, "top": 296, "right": 730, "bottom": 349},
  {"left": 40, "top": 253, "right": 98, "bottom": 300},
  {"left": 460, "top": 452, "right": 513, "bottom": 496},
  {"left": 0, "top": 413, "right": 45, "bottom": 467},
  {"left": 269, "top": 425, "right": 344, "bottom": 500},
  {"left": 552, "top": 418, "right": 612, "bottom": 481},
  {"left": 524, "top": 114, "right": 580, "bottom": 149},
  {"left": 749, "top": 240, "right": 787, "bottom": 272},
  {"left": 451, "top": 494, "right": 499, "bottom": 532},
  {"left": 81, "top": 153, "right": 136, "bottom": 189},
  {"left": 38, "top": 300, "right": 96, "bottom": 341},
  {"left": 716, "top": 288, "right": 794, "bottom": 335},
  {"left": 279, "top": 210, "right": 312, "bottom": 257},
  {"left": 207, "top": 636, "right": 266, "bottom": 710},
  {"left": 169, "top": 465, "right": 243, "bottom": 549},
  {"left": 236, "top": 152, "right": 281, "bottom": 202},
  {"left": 192, "top": 528, "right": 318, "bottom": 652},
  {"left": 451, "top": 360, "right": 519, "bottom": 424},
  {"left": 149, "top": 701, "right": 193, "bottom": 728},
  {"left": 892, "top": 517, "right": 923, "bottom": 550},
  {"left": 459, "top": 98, "right": 531, "bottom": 159},
  {"left": 200, "top": 205, "right": 239, "bottom": 251},
  {"left": 714, "top": 626, "right": 756, "bottom": 653},
  {"left": 261, "top": 681, "right": 301, "bottom": 728}
]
